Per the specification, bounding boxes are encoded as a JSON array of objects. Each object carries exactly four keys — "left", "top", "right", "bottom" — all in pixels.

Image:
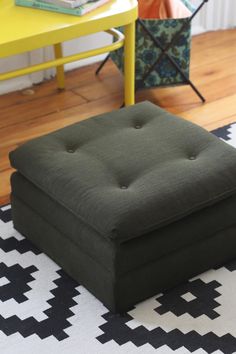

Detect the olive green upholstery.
[{"left": 9, "top": 102, "right": 236, "bottom": 312}]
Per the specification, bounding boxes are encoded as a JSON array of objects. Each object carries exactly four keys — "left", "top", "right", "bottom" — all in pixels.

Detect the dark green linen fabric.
[
  {"left": 9, "top": 102, "right": 236, "bottom": 243},
  {"left": 11, "top": 194, "right": 236, "bottom": 313},
  {"left": 11, "top": 196, "right": 114, "bottom": 311},
  {"left": 11, "top": 172, "right": 236, "bottom": 276}
]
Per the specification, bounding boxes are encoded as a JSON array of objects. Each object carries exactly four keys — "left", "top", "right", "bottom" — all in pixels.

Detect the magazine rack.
[{"left": 96, "top": 0, "right": 209, "bottom": 102}]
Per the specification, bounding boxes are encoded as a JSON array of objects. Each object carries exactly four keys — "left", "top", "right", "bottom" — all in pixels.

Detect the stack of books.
[{"left": 15, "top": 0, "right": 110, "bottom": 16}]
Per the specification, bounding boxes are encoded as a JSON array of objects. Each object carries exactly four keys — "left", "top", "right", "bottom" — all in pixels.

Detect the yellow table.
[{"left": 0, "top": 0, "right": 138, "bottom": 105}]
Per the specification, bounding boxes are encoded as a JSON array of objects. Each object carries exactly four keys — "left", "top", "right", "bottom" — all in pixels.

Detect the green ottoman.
[{"left": 9, "top": 102, "right": 236, "bottom": 313}]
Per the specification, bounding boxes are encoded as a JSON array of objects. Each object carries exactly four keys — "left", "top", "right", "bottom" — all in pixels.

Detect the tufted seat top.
[{"left": 10, "top": 102, "right": 236, "bottom": 243}]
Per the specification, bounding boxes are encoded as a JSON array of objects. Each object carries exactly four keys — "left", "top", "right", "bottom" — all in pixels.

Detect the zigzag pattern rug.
[{"left": 0, "top": 122, "right": 236, "bottom": 354}]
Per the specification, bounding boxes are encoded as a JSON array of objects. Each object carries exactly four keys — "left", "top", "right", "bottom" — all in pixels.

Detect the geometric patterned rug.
[{"left": 1, "top": 122, "right": 236, "bottom": 354}]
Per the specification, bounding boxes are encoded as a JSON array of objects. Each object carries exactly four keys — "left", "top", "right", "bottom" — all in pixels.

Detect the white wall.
[
  {"left": 1, "top": 0, "right": 236, "bottom": 94},
  {"left": 192, "top": 0, "right": 236, "bottom": 34},
  {"left": 0, "top": 54, "right": 32, "bottom": 94}
]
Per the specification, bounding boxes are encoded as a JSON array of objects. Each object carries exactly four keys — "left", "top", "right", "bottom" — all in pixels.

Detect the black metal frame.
[{"left": 96, "top": 0, "right": 209, "bottom": 102}]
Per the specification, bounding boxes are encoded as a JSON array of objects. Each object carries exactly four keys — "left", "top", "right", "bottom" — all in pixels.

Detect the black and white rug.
[{"left": 1, "top": 123, "right": 236, "bottom": 354}]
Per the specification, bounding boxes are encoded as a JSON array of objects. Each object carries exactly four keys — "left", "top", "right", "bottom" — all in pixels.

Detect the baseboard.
[
  {"left": 192, "top": 25, "right": 207, "bottom": 36},
  {"left": 0, "top": 76, "right": 33, "bottom": 95}
]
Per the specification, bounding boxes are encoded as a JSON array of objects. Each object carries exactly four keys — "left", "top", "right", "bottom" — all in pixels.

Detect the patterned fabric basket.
[{"left": 110, "top": 0, "right": 195, "bottom": 89}]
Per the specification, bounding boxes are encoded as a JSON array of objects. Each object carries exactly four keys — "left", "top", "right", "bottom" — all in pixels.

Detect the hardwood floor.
[{"left": 1, "top": 29, "right": 236, "bottom": 206}]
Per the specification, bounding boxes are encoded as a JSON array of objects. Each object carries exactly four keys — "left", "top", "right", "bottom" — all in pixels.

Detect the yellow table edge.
[
  {"left": 0, "top": 0, "right": 138, "bottom": 58},
  {"left": 0, "top": 0, "right": 138, "bottom": 106}
]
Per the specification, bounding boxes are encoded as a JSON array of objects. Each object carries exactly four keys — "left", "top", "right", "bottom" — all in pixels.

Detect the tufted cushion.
[{"left": 9, "top": 101, "right": 236, "bottom": 243}]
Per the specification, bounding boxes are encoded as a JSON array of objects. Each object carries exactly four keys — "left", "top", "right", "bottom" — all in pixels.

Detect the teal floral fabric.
[{"left": 111, "top": 18, "right": 192, "bottom": 89}]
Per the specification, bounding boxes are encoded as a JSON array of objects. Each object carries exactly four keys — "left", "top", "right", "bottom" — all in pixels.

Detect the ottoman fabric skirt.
[{"left": 11, "top": 172, "right": 236, "bottom": 313}]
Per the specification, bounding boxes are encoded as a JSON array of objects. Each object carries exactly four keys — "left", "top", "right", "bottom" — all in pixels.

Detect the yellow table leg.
[
  {"left": 124, "top": 21, "right": 136, "bottom": 106},
  {"left": 54, "top": 43, "right": 65, "bottom": 90}
]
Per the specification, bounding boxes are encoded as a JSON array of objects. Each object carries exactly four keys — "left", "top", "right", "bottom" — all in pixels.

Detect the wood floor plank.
[
  {"left": 152, "top": 57, "right": 236, "bottom": 106},
  {"left": 0, "top": 61, "right": 118, "bottom": 110},
  {"left": 191, "top": 30, "right": 236, "bottom": 68},
  {"left": 179, "top": 94, "right": 236, "bottom": 125},
  {"left": 204, "top": 115, "right": 236, "bottom": 132},
  {"left": 72, "top": 73, "right": 123, "bottom": 102},
  {"left": 0, "top": 145, "right": 18, "bottom": 171},
  {"left": 0, "top": 90, "right": 87, "bottom": 129},
  {"left": 0, "top": 93, "right": 122, "bottom": 149},
  {"left": 0, "top": 169, "right": 12, "bottom": 205},
  {"left": 192, "top": 30, "right": 236, "bottom": 51},
  {"left": 1, "top": 29, "right": 236, "bottom": 205}
]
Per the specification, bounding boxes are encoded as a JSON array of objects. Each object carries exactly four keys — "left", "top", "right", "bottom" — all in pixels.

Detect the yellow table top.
[{"left": 0, "top": 0, "right": 137, "bottom": 58}]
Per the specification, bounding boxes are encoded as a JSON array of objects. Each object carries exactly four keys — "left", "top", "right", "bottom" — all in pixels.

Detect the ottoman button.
[
  {"left": 67, "top": 149, "right": 75, "bottom": 153},
  {"left": 135, "top": 125, "right": 141, "bottom": 129},
  {"left": 121, "top": 186, "right": 127, "bottom": 190},
  {"left": 189, "top": 156, "right": 196, "bottom": 160}
]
